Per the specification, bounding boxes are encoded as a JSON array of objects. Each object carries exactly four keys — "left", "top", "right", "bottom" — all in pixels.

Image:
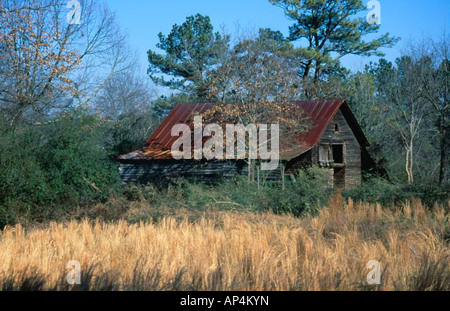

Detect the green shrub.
[
  {"left": 38, "top": 109, "right": 119, "bottom": 204},
  {"left": 0, "top": 109, "right": 119, "bottom": 227},
  {"left": 342, "top": 178, "right": 403, "bottom": 205},
  {"left": 184, "top": 177, "right": 272, "bottom": 212},
  {"left": 401, "top": 182, "right": 449, "bottom": 207},
  {"left": 270, "top": 166, "right": 333, "bottom": 216},
  {"left": 343, "top": 178, "right": 449, "bottom": 207}
]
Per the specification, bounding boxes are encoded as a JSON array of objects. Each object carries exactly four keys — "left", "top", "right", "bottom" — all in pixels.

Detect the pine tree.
[
  {"left": 270, "top": 0, "right": 399, "bottom": 81},
  {"left": 147, "top": 14, "right": 230, "bottom": 100}
]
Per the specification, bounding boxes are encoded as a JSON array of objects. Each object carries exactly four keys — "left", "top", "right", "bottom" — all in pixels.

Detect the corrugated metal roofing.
[{"left": 119, "top": 100, "right": 368, "bottom": 162}]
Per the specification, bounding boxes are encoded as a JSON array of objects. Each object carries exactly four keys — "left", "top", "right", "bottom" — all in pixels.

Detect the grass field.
[{"left": 1, "top": 195, "right": 449, "bottom": 291}]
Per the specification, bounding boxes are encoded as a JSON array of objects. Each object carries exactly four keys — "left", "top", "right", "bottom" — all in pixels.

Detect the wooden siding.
[
  {"left": 119, "top": 160, "right": 248, "bottom": 184},
  {"left": 286, "top": 108, "right": 362, "bottom": 188},
  {"left": 316, "top": 109, "right": 362, "bottom": 188},
  {"left": 285, "top": 151, "right": 312, "bottom": 175}
]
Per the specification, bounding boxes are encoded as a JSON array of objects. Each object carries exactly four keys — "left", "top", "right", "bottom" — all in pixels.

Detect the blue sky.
[{"left": 105, "top": 0, "right": 450, "bottom": 74}]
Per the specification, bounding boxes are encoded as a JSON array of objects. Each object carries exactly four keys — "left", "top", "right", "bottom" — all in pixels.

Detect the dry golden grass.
[{"left": 1, "top": 195, "right": 449, "bottom": 291}]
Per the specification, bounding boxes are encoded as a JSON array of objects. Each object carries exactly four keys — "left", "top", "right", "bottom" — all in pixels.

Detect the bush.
[
  {"left": 270, "top": 166, "right": 333, "bottom": 216},
  {"left": 343, "top": 177, "right": 449, "bottom": 207},
  {"left": 402, "top": 182, "right": 449, "bottom": 207},
  {"left": 0, "top": 110, "right": 119, "bottom": 227},
  {"left": 38, "top": 109, "right": 119, "bottom": 204},
  {"left": 342, "top": 178, "right": 403, "bottom": 205},
  {"left": 183, "top": 177, "right": 271, "bottom": 212}
]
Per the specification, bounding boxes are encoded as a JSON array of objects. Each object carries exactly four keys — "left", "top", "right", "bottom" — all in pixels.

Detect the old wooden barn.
[{"left": 118, "top": 100, "right": 378, "bottom": 189}]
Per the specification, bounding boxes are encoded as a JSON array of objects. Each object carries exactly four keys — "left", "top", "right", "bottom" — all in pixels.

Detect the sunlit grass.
[{"left": 1, "top": 195, "right": 449, "bottom": 291}]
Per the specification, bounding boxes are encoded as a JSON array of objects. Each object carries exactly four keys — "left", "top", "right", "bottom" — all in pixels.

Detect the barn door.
[{"left": 334, "top": 167, "right": 345, "bottom": 189}]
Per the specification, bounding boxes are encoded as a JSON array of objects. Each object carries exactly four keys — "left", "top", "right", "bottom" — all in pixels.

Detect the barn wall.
[
  {"left": 119, "top": 160, "right": 247, "bottom": 184},
  {"left": 285, "top": 151, "right": 312, "bottom": 175},
  {"left": 316, "top": 109, "right": 362, "bottom": 188}
]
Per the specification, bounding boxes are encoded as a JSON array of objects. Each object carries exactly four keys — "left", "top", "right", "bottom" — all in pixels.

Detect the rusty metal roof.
[{"left": 119, "top": 100, "right": 368, "bottom": 162}]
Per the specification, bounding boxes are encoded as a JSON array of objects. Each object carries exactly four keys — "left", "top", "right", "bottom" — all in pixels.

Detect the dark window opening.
[
  {"left": 332, "top": 145, "right": 344, "bottom": 164},
  {"left": 335, "top": 124, "right": 339, "bottom": 132}
]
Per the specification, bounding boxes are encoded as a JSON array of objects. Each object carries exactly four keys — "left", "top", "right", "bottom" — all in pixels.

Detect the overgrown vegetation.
[
  {"left": 0, "top": 111, "right": 119, "bottom": 227},
  {"left": 0, "top": 108, "right": 447, "bottom": 228},
  {"left": 0, "top": 1, "right": 448, "bottom": 234},
  {"left": 117, "top": 167, "right": 332, "bottom": 223},
  {"left": 343, "top": 178, "right": 450, "bottom": 207}
]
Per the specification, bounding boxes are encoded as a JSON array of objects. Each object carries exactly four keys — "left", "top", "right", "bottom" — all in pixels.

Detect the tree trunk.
[
  {"left": 436, "top": 114, "right": 447, "bottom": 185},
  {"left": 302, "top": 60, "right": 312, "bottom": 79},
  {"left": 248, "top": 159, "right": 256, "bottom": 182},
  {"left": 313, "top": 60, "right": 321, "bottom": 82},
  {"left": 405, "top": 148, "right": 410, "bottom": 183},
  {"left": 438, "top": 124, "right": 446, "bottom": 185},
  {"left": 405, "top": 144, "right": 414, "bottom": 184},
  {"left": 409, "top": 144, "right": 414, "bottom": 183},
  {"left": 256, "top": 165, "right": 260, "bottom": 190}
]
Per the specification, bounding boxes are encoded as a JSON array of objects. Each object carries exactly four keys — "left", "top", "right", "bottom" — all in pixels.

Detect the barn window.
[
  {"left": 332, "top": 144, "right": 344, "bottom": 164},
  {"left": 335, "top": 124, "right": 340, "bottom": 133}
]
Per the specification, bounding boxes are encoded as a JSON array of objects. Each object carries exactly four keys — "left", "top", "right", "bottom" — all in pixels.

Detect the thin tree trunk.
[
  {"left": 438, "top": 124, "right": 446, "bottom": 184},
  {"left": 407, "top": 138, "right": 414, "bottom": 183},
  {"left": 405, "top": 148, "right": 410, "bottom": 183},
  {"left": 409, "top": 141, "right": 414, "bottom": 183},
  {"left": 257, "top": 165, "right": 260, "bottom": 190},
  {"left": 405, "top": 145, "right": 414, "bottom": 183}
]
